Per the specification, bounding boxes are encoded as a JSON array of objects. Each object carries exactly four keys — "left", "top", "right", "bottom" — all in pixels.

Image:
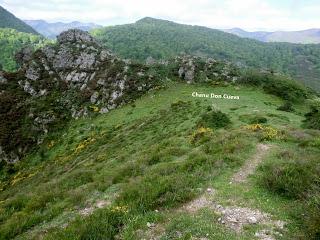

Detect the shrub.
[
  {"left": 197, "top": 109, "right": 231, "bottom": 129},
  {"left": 258, "top": 158, "right": 316, "bottom": 199},
  {"left": 239, "top": 114, "right": 267, "bottom": 124},
  {"left": 277, "top": 102, "right": 294, "bottom": 112},
  {"left": 244, "top": 124, "right": 281, "bottom": 141},
  {"left": 191, "top": 127, "right": 213, "bottom": 143},
  {"left": 257, "top": 151, "right": 320, "bottom": 238},
  {"left": 303, "top": 102, "right": 320, "bottom": 130},
  {"left": 241, "top": 71, "right": 308, "bottom": 102}
]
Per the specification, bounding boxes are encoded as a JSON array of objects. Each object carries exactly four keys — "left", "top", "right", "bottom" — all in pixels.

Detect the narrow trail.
[
  {"left": 143, "top": 143, "right": 286, "bottom": 240},
  {"left": 231, "top": 143, "right": 272, "bottom": 184}
]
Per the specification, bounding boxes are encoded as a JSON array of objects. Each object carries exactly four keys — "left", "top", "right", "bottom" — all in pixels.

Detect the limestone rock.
[{"left": 57, "top": 29, "right": 99, "bottom": 45}]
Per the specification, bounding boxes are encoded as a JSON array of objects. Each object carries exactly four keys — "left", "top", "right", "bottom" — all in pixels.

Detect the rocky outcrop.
[
  {"left": 0, "top": 29, "right": 159, "bottom": 163},
  {"left": 174, "top": 55, "right": 239, "bottom": 83},
  {"left": 57, "top": 29, "right": 98, "bottom": 45},
  {"left": 0, "top": 30, "right": 241, "bottom": 164}
]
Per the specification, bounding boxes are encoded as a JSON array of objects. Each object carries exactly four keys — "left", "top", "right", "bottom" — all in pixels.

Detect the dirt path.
[
  {"left": 178, "top": 143, "right": 285, "bottom": 240},
  {"left": 133, "top": 143, "right": 284, "bottom": 239},
  {"left": 231, "top": 143, "right": 271, "bottom": 183}
]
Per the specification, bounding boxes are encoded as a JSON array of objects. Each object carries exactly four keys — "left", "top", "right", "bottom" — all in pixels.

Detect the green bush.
[
  {"left": 241, "top": 71, "right": 308, "bottom": 102},
  {"left": 303, "top": 102, "right": 320, "bottom": 130},
  {"left": 239, "top": 114, "right": 267, "bottom": 124},
  {"left": 257, "top": 150, "right": 320, "bottom": 239},
  {"left": 258, "top": 158, "right": 316, "bottom": 199},
  {"left": 277, "top": 102, "right": 294, "bottom": 112},
  {"left": 197, "top": 109, "right": 231, "bottom": 129}
]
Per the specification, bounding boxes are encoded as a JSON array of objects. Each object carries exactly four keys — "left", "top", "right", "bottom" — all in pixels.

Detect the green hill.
[
  {"left": 0, "top": 6, "right": 38, "bottom": 35},
  {"left": 0, "top": 83, "right": 319, "bottom": 239},
  {"left": 0, "top": 28, "right": 49, "bottom": 71},
  {"left": 0, "top": 30, "right": 319, "bottom": 239},
  {"left": 92, "top": 17, "right": 320, "bottom": 91}
]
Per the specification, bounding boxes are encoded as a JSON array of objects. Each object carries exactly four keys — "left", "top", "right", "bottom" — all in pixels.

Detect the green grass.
[{"left": 0, "top": 82, "right": 317, "bottom": 239}]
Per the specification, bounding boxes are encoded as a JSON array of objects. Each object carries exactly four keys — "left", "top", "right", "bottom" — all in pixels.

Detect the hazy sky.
[{"left": 0, "top": 0, "right": 319, "bottom": 31}]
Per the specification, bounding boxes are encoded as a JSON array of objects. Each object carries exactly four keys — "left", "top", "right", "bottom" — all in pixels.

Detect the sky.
[{"left": 0, "top": 0, "right": 319, "bottom": 31}]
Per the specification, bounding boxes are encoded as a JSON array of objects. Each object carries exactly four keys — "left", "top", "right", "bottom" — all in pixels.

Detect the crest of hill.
[
  {"left": 91, "top": 17, "right": 320, "bottom": 91},
  {"left": 0, "top": 5, "right": 39, "bottom": 35}
]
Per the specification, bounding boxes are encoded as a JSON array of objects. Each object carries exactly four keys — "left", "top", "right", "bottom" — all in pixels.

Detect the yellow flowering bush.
[
  {"left": 47, "top": 140, "right": 55, "bottom": 149},
  {"left": 191, "top": 127, "right": 213, "bottom": 143},
  {"left": 10, "top": 171, "right": 37, "bottom": 186},
  {"left": 110, "top": 205, "right": 129, "bottom": 213},
  {"left": 244, "top": 124, "right": 280, "bottom": 141},
  {"left": 244, "top": 124, "right": 264, "bottom": 131},
  {"left": 262, "top": 126, "right": 279, "bottom": 140},
  {"left": 74, "top": 137, "right": 96, "bottom": 153},
  {"left": 89, "top": 105, "right": 100, "bottom": 112}
]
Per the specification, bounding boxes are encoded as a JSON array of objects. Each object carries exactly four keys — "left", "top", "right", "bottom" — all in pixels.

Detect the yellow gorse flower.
[
  {"left": 191, "top": 127, "right": 213, "bottom": 143},
  {"left": 244, "top": 124, "right": 280, "bottom": 140},
  {"left": 89, "top": 105, "right": 100, "bottom": 112},
  {"left": 110, "top": 205, "right": 129, "bottom": 213},
  {"left": 74, "top": 137, "right": 96, "bottom": 153}
]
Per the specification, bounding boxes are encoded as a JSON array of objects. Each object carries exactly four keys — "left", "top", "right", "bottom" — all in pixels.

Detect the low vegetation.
[{"left": 0, "top": 82, "right": 318, "bottom": 239}]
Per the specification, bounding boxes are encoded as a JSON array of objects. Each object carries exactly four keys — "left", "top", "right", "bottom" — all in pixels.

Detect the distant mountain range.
[
  {"left": 0, "top": 6, "right": 39, "bottom": 34},
  {"left": 223, "top": 28, "right": 320, "bottom": 44},
  {"left": 24, "top": 20, "right": 102, "bottom": 38}
]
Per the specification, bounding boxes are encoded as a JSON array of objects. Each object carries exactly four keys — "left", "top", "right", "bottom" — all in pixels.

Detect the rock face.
[
  {"left": 0, "top": 29, "right": 158, "bottom": 163},
  {"left": 174, "top": 55, "right": 239, "bottom": 83},
  {"left": 0, "top": 29, "right": 241, "bottom": 164},
  {"left": 57, "top": 29, "right": 98, "bottom": 45}
]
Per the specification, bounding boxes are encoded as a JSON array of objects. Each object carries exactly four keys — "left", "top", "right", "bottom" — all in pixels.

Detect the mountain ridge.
[
  {"left": 24, "top": 19, "right": 102, "bottom": 39},
  {"left": 0, "top": 5, "right": 39, "bottom": 34},
  {"left": 224, "top": 27, "right": 320, "bottom": 44}
]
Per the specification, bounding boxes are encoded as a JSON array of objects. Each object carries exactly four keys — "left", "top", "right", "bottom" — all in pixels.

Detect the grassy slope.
[{"left": 0, "top": 82, "right": 318, "bottom": 239}]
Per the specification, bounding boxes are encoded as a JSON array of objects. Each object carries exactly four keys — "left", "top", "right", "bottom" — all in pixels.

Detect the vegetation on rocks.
[
  {"left": 92, "top": 17, "right": 320, "bottom": 91},
  {"left": 0, "top": 6, "right": 39, "bottom": 35}
]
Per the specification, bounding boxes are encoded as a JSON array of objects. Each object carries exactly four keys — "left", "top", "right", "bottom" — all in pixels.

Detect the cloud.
[{"left": 0, "top": 0, "right": 319, "bottom": 31}]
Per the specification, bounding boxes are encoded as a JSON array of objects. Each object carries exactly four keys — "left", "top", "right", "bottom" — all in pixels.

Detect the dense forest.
[
  {"left": 0, "top": 28, "right": 49, "bottom": 71},
  {"left": 92, "top": 17, "right": 320, "bottom": 91}
]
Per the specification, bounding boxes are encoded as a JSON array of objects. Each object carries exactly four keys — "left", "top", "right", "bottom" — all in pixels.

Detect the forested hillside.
[
  {"left": 0, "top": 6, "right": 38, "bottom": 35},
  {"left": 92, "top": 17, "right": 320, "bottom": 91},
  {"left": 0, "top": 28, "right": 49, "bottom": 71}
]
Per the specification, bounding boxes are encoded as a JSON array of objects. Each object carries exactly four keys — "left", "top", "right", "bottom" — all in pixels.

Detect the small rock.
[
  {"left": 147, "top": 222, "right": 156, "bottom": 228},
  {"left": 230, "top": 217, "right": 238, "bottom": 223},
  {"left": 248, "top": 216, "right": 258, "bottom": 224}
]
